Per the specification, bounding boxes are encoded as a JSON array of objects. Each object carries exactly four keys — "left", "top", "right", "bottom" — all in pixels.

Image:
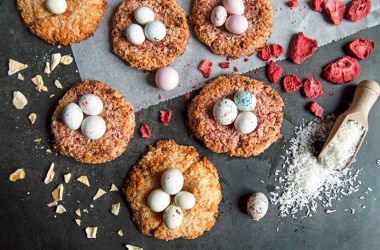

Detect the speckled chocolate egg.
[
  {"left": 213, "top": 99, "right": 238, "bottom": 125},
  {"left": 145, "top": 21, "right": 167, "bottom": 42},
  {"left": 147, "top": 188, "right": 171, "bottom": 212},
  {"left": 211, "top": 6, "right": 227, "bottom": 27},
  {"left": 163, "top": 205, "right": 183, "bottom": 229},
  {"left": 79, "top": 94, "right": 104, "bottom": 116},
  {"left": 223, "top": 0, "right": 245, "bottom": 15},
  {"left": 125, "top": 23, "right": 146, "bottom": 45},
  {"left": 81, "top": 115, "right": 106, "bottom": 140},
  {"left": 247, "top": 192, "right": 268, "bottom": 221},
  {"left": 155, "top": 66, "right": 179, "bottom": 91},
  {"left": 161, "top": 168, "right": 184, "bottom": 195},
  {"left": 134, "top": 6, "right": 155, "bottom": 25},
  {"left": 62, "top": 103, "right": 83, "bottom": 130},
  {"left": 225, "top": 15, "right": 248, "bottom": 35},
  {"left": 234, "top": 112, "right": 258, "bottom": 134},
  {"left": 174, "top": 191, "right": 196, "bottom": 210},
  {"left": 46, "top": 0, "right": 67, "bottom": 15},
  {"left": 234, "top": 91, "right": 256, "bottom": 111}
]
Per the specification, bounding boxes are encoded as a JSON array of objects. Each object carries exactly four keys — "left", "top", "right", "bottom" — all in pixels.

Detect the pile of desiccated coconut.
[{"left": 270, "top": 116, "right": 367, "bottom": 218}]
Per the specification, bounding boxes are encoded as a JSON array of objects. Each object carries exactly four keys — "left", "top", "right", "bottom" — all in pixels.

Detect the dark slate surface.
[{"left": 1, "top": 0, "right": 379, "bottom": 249}]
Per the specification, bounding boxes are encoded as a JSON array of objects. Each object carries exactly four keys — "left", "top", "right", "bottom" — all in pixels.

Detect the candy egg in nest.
[
  {"left": 247, "top": 192, "right": 268, "bottom": 221},
  {"left": 161, "top": 168, "right": 184, "bottom": 195},
  {"left": 213, "top": 99, "right": 238, "bottom": 125},
  {"left": 234, "top": 91, "right": 256, "bottom": 111}
]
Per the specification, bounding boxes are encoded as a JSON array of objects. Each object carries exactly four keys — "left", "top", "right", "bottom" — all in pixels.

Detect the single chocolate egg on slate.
[
  {"left": 234, "top": 112, "right": 258, "bottom": 134},
  {"left": 223, "top": 0, "right": 245, "bottom": 15},
  {"left": 213, "top": 99, "right": 238, "bottom": 125},
  {"left": 225, "top": 15, "right": 248, "bottom": 35},
  {"left": 247, "top": 192, "right": 268, "bottom": 221},
  {"left": 62, "top": 103, "right": 83, "bottom": 130},
  {"left": 155, "top": 66, "right": 179, "bottom": 91},
  {"left": 211, "top": 6, "right": 228, "bottom": 27}
]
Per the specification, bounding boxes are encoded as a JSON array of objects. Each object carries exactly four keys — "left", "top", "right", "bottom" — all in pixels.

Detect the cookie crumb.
[
  {"left": 31, "top": 75, "right": 48, "bottom": 92},
  {"left": 47, "top": 201, "right": 58, "bottom": 207},
  {"left": 63, "top": 173, "right": 71, "bottom": 183},
  {"left": 44, "top": 162, "right": 55, "bottom": 184},
  {"left": 8, "top": 59, "right": 28, "bottom": 75},
  {"left": 90, "top": 204, "right": 95, "bottom": 208},
  {"left": 111, "top": 202, "right": 121, "bottom": 216},
  {"left": 93, "top": 188, "right": 106, "bottom": 200},
  {"left": 77, "top": 176, "right": 90, "bottom": 187},
  {"left": 75, "top": 219, "right": 81, "bottom": 226},
  {"left": 9, "top": 168, "right": 26, "bottom": 182},
  {"left": 110, "top": 184, "right": 118, "bottom": 191},
  {"left": 13, "top": 91, "right": 28, "bottom": 109},
  {"left": 56, "top": 205, "right": 67, "bottom": 214},
  {"left": 60, "top": 55, "right": 73, "bottom": 65},
  {"left": 50, "top": 53, "right": 62, "bottom": 71},
  {"left": 85, "top": 227, "right": 98, "bottom": 239},
  {"left": 75, "top": 208, "right": 82, "bottom": 217},
  {"left": 34, "top": 137, "right": 42, "bottom": 143},
  {"left": 18, "top": 73, "right": 24, "bottom": 81},
  {"left": 126, "top": 244, "right": 143, "bottom": 250},
  {"left": 28, "top": 113, "right": 37, "bottom": 124},
  {"left": 44, "top": 62, "right": 51, "bottom": 74},
  {"left": 55, "top": 80, "right": 63, "bottom": 89},
  {"left": 51, "top": 184, "right": 64, "bottom": 201},
  {"left": 117, "top": 229, "right": 123, "bottom": 237}
]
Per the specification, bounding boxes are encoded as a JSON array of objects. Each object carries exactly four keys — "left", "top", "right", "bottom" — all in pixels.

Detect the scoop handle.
[{"left": 348, "top": 80, "right": 380, "bottom": 119}]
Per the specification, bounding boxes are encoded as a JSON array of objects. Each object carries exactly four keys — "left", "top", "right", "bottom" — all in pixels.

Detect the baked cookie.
[
  {"left": 188, "top": 74, "right": 284, "bottom": 157},
  {"left": 51, "top": 80, "right": 135, "bottom": 164},
  {"left": 124, "top": 140, "right": 222, "bottom": 240},
  {"left": 191, "top": 0, "right": 273, "bottom": 58},
  {"left": 17, "top": 0, "right": 106, "bottom": 45},
  {"left": 112, "top": 0, "right": 189, "bottom": 71}
]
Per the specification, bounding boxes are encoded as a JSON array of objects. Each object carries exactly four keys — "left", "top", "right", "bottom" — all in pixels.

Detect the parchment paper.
[{"left": 72, "top": 0, "right": 380, "bottom": 111}]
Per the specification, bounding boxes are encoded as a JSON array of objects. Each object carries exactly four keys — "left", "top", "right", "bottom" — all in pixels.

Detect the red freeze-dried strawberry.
[
  {"left": 283, "top": 74, "right": 303, "bottom": 93},
  {"left": 288, "top": 0, "right": 299, "bottom": 7},
  {"left": 258, "top": 45, "right": 272, "bottom": 61},
  {"left": 348, "top": 38, "right": 376, "bottom": 60},
  {"left": 313, "top": 0, "right": 324, "bottom": 12},
  {"left": 160, "top": 111, "right": 172, "bottom": 126},
  {"left": 267, "top": 60, "right": 283, "bottom": 83},
  {"left": 198, "top": 60, "right": 213, "bottom": 78},
  {"left": 303, "top": 77, "right": 324, "bottom": 98},
  {"left": 140, "top": 124, "right": 151, "bottom": 138},
  {"left": 219, "top": 62, "right": 230, "bottom": 68},
  {"left": 346, "top": 0, "right": 371, "bottom": 22},
  {"left": 270, "top": 44, "right": 284, "bottom": 58},
  {"left": 288, "top": 32, "right": 318, "bottom": 64},
  {"left": 310, "top": 101, "right": 324, "bottom": 119},
  {"left": 324, "top": 0, "right": 346, "bottom": 25},
  {"left": 323, "top": 56, "right": 361, "bottom": 84}
]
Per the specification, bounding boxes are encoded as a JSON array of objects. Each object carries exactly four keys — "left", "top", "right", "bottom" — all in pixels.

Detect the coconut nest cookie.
[
  {"left": 112, "top": 0, "right": 189, "bottom": 71},
  {"left": 51, "top": 80, "right": 135, "bottom": 164},
  {"left": 191, "top": 0, "right": 272, "bottom": 58},
  {"left": 124, "top": 140, "right": 222, "bottom": 240},
  {"left": 188, "top": 74, "right": 284, "bottom": 157},
  {"left": 17, "top": 0, "right": 106, "bottom": 45}
]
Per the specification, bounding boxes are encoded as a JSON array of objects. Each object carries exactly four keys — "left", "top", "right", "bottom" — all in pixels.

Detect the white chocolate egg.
[
  {"left": 161, "top": 168, "right": 183, "bottom": 195},
  {"left": 79, "top": 94, "right": 103, "bottom": 116},
  {"left": 62, "top": 103, "right": 83, "bottom": 130},
  {"left": 163, "top": 205, "right": 183, "bottom": 229},
  {"left": 213, "top": 99, "right": 238, "bottom": 125},
  {"left": 155, "top": 67, "right": 179, "bottom": 91},
  {"left": 81, "top": 115, "right": 106, "bottom": 140},
  {"left": 247, "top": 192, "right": 268, "bottom": 221},
  {"left": 174, "top": 191, "right": 196, "bottom": 210},
  {"left": 147, "top": 189, "right": 171, "bottom": 212},
  {"left": 234, "top": 112, "right": 258, "bottom": 134},
  {"left": 223, "top": 0, "right": 245, "bottom": 15},
  {"left": 225, "top": 15, "right": 248, "bottom": 35},
  {"left": 46, "top": 0, "right": 67, "bottom": 15},
  {"left": 144, "top": 21, "right": 166, "bottom": 42},
  {"left": 234, "top": 91, "right": 256, "bottom": 111},
  {"left": 125, "top": 24, "right": 145, "bottom": 45},
  {"left": 134, "top": 7, "right": 155, "bottom": 25},
  {"left": 211, "top": 6, "right": 227, "bottom": 27}
]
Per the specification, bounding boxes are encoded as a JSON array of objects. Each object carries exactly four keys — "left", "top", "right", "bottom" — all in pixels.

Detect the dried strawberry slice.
[
  {"left": 309, "top": 101, "right": 324, "bottom": 119},
  {"left": 348, "top": 38, "right": 376, "bottom": 60},
  {"left": 198, "top": 60, "right": 213, "bottom": 78},
  {"left": 288, "top": 32, "right": 318, "bottom": 64},
  {"left": 270, "top": 44, "right": 284, "bottom": 58},
  {"left": 283, "top": 74, "right": 303, "bottom": 93},
  {"left": 219, "top": 62, "right": 230, "bottom": 68},
  {"left": 160, "top": 111, "right": 172, "bottom": 126},
  {"left": 303, "top": 77, "right": 324, "bottom": 98},
  {"left": 267, "top": 60, "right": 283, "bottom": 83},
  {"left": 324, "top": 0, "right": 346, "bottom": 25},
  {"left": 258, "top": 45, "right": 272, "bottom": 61},
  {"left": 140, "top": 124, "right": 151, "bottom": 138},
  {"left": 288, "top": 0, "right": 299, "bottom": 7},
  {"left": 313, "top": 0, "right": 324, "bottom": 12},
  {"left": 322, "top": 56, "right": 361, "bottom": 84},
  {"left": 346, "top": 0, "right": 371, "bottom": 22}
]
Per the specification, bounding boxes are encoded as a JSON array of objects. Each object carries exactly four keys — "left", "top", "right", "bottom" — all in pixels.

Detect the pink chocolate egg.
[
  {"left": 225, "top": 15, "right": 248, "bottom": 35},
  {"left": 211, "top": 6, "right": 227, "bottom": 27},
  {"left": 155, "top": 66, "right": 179, "bottom": 92},
  {"left": 223, "top": 0, "right": 245, "bottom": 15}
]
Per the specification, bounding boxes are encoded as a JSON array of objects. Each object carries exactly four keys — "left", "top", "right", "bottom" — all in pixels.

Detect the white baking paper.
[{"left": 72, "top": 0, "right": 380, "bottom": 111}]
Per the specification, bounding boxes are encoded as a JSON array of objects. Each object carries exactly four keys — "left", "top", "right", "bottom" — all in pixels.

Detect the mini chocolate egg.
[
  {"left": 223, "top": 0, "right": 245, "bottom": 15},
  {"left": 79, "top": 94, "right": 103, "bottom": 116},
  {"left": 125, "top": 23, "right": 145, "bottom": 45},
  {"left": 234, "top": 112, "right": 258, "bottom": 134},
  {"left": 81, "top": 115, "right": 106, "bottom": 140},
  {"left": 155, "top": 66, "right": 179, "bottom": 91},
  {"left": 62, "top": 103, "right": 83, "bottom": 130},
  {"left": 147, "top": 188, "right": 171, "bottom": 212},
  {"left": 163, "top": 205, "right": 183, "bottom": 229},
  {"left": 161, "top": 168, "right": 184, "bottom": 195},
  {"left": 247, "top": 192, "right": 268, "bottom": 221},
  {"left": 211, "top": 6, "right": 227, "bottom": 27},
  {"left": 174, "top": 191, "right": 196, "bottom": 210},
  {"left": 144, "top": 21, "right": 166, "bottom": 42},
  {"left": 234, "top": 91, "right": 256, "bottom": 111},
  {"left": 213, "top": 99, "right": 238, "bottom": 125},
  {"left": 46, "top": 0, "right": 67, "bottom": 15},
  {"left": 134, "top": 6, "right": 155, "bottom": 25},
  {"left": 225, "top": 15, "right": 248, "bottom": 35}
]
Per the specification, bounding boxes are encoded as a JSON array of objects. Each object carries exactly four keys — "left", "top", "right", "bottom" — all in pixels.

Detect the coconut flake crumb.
[
  {"left": 55, "top": 80, "right": 63, "bottom": 89},
  {"left": 52, "top": 184, "right": 64, "bottom": 201},
  {"left": 325, "top": 209, "right": 336, "bottom": 214},
  {"left": 44, "top": 162, "right": 55, "bottom": 184},
  {"left": 28, "top": 113, "right": 37, "bottom": 124},
  {"left": 64, "top": 173, "right": 72, "bottom": 183},
  {"left": 126, "top": 244, "right": 143, "bottom": 250},
  {"left": 31, "top": 75, "right": 48, "bottom": 92},
  {"left": 110, "top": 184, "right": 118, "bottom": 191},
  {"left": 56, "top": 205, "right": 66, "bottom": 214},
  {"left": 50, "top": 53, "right": 61, "bottom": 71},
  {"left": 47, "top": 201, "right": 58, "bottom": 207},
  {"left": 111, "top": 203, "right": 121, "bottom": 216},
  {"left": 44, "top": 62, "right": 51, "bottom": 74},
  {"left": 13, "top": 91, "right": 28, "bottom": 109},
  {"left": 85, "top": 227, "right": 98, "bottom": 239},
  {"left": 18, "top": 73, "right": 24, "bottom": 81},
  {"left": 75, "top": 219, "right": 81, "bottom": 226},
  {"left": 60, "top": 55, "right": 73, "bottom": 65},
  {"left": 77, "top": 176, "right": 90, "bottom": 187},
  {"left": 8, "top": 59, "right": 28, "bottom": 75},
  {"left": 75, "top": 208, "right": 82, "bottom": 217},
  {"left": 93, "top": 189, "right": 106, "bottom": 200},
  {"left": 9, "top": 168, "right": 26, "bottom": 182},
  {"left": 117, "top": 229, "right": 124, "bottom": 237}
]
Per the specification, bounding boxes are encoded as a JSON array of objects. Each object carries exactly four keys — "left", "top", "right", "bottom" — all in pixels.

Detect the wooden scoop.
[{"left": 318, "top": 80, "right": 380, "bottom": 170}]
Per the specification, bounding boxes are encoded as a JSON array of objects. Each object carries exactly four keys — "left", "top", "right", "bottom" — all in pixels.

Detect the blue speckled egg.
[{"left": 234, "top": 91, "right": 256, "bottom": 111}]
